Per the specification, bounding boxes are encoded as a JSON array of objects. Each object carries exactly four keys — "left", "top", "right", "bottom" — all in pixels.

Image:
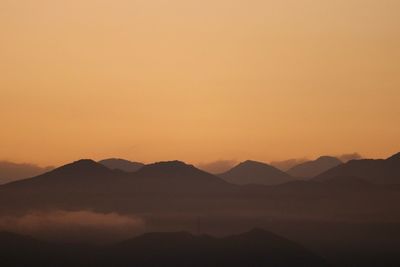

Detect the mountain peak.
[
  {"left": 49, "top": 159, "right": 110, "bottom": 176},
  {"left": 138, "top": 161, "right": 198, "bottom": 174},
  {"left": 288, "top": 156, "right": 342, "bottom": 178},
  {"left": 237, "top": 160, "right": 275, "bottom": 169},
  {"left": 220, "top": 160, "right": 293, "bottom": 185}
]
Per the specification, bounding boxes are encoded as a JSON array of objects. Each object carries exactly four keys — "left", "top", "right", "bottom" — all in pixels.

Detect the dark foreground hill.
[
  {"left": 0, "top": 231, "right": 94, "bottom": 267},
  {"left": 219, "top": 160, "right": 294, "bottom": 185},
  {"left": 1, "top": 158, "right": 400, "bottom": 222},
  {"left": 0, "top": 229, "right": 328, "bottom": 267}
]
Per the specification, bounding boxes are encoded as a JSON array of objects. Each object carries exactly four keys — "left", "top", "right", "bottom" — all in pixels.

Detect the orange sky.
[{"left": 1, "top": 0, "right": 400, "bottom": 166}]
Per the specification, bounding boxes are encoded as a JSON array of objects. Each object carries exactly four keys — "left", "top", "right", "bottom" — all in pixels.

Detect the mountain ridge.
[
  {"left": 219, "top": 160, "right": 294, "bottom": 185},
  {"left": 99, "top": 158, "right": 144, "bottom": 172},
  {"left": 315, "top": 152, "right": 400, "bottom": 184},
  {"left": 287, "top": 156, "right": 342, "bottom": 178}
]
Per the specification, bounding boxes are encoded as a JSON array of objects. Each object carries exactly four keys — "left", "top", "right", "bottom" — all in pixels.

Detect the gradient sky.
[{"left": 1, "top": 0, "right": 400, "bottom": 166}]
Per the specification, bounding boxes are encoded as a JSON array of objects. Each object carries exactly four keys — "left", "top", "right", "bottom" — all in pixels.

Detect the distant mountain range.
[
  {"left": 98, "top": 158, "right": 144, "bottom": 172},
  {"left": 219, "top": 160, "right": 294, "bottom": 185},
  {"left": 0, "top": 153, "right": 400, "bottom": 223},
  {"left": 0, "top": 229, "right": 327, "bottom": 267},
  {"left": 287, "top": 156, "right": 342, "bottom": 178},
  {"left": 1, "top": 154, "right": 400, "bottom": 267},
  {"left": 315, "top": 152, "right": 400, "bottom": 184},
  {"left": 0, "top": 159, "right": 232, "bottom": 196}
]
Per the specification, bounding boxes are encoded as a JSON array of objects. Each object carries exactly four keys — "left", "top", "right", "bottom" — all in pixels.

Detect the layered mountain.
[
  {"left": 0, "top": 231, "right": 95, "bottom": 267},
  {"left": 96, "top": 228, "right": 328, "bottom": 267},
  {"left": 98, "top": 158, "right": 144, "bottom": 172},
  {"left": 319, "top": 175, "right": 373, "bottom": 189},
  {"left": 0, "top": 159, "right": 234, "bottom": 212},
  {"left": 287, "top": 156, "right": 342, "bottom": 178},
  {"left": 219, "top": 160, "right": 294, "bottom": 185},
  {"left": 1, "top": 159, "right": 229, "bottom": 192},
  {"left": 315, "top": 152, "right": 400, "bottom": 184},
  {"left": 1, "top": 159, "right": 127, "bottom": 192},
  {"left": 0, "top": 229, "right": 328, "bottom": 267},
  {"left": 128, "top": 160, "right": 234, "bottom": 193},
  {"left": 1, "top": 157, "right": 400, "bottom": 223},
  {"left": 0, "top": 160, "right": 132, "bottom": 212}
]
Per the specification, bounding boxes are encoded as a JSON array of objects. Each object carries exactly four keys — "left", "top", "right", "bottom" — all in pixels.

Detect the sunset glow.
[{"left": 1, "top": 0, "right": 399, "bottom": 166}]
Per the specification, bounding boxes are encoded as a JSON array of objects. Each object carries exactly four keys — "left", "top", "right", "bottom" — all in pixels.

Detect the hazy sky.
[{"left": 1, "top": 0, "right": 400, "bottom": 166}]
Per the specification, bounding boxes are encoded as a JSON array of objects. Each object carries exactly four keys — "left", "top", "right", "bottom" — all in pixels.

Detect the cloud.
[
  {"left": 196, "top": 160, "right": 238, "bottom": 174},
  {"left": 0, "top": 210, "right": 145, "bottom": 244},
  {"left": 337, "top": 153, "right": 362, "bottom": 162},
  {"left": 0, "top": 161, "right": 53, "bottom": 184},
  {"left": 270, "top": 158, "right": 309, "bottom": 171}
]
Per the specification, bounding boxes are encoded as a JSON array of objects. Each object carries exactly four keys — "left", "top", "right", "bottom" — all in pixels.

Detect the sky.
[{"left": 1, "top": 0, "right": 400, "bottom": 166}]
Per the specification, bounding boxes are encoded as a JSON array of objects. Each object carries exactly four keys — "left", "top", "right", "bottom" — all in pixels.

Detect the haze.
[{"left": 1, "top": 0, "right": 399, "bottom": 166}]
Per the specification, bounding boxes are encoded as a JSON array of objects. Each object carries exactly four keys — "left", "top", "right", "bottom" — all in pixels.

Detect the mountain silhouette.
[
  {"left": 219, "top": 160, "right": 294, "bottom": 185},
  {"left": 0, "top": 160, "right": 131, "bottom": 212},
  {"left": 0, "top": 229, "right": 328, "bottom": 267},
  {"left": 0, "top": 231, "right": 92, "bottom": 267},
  {"left": 287, "top": 156, "right": 342, "bottom": 178},
  {"left": 0, "top": 161, "right": 53, "bottom": 185},
  {"left": 0, "top": 159, "right": 234, "bottom": 212},
  {"left": 95, "top": 228, "right": 328, "bottom": 267},
  {"left": 315, "top": 152, "right": 400, "bottom": 184},
  {"left": 1, "top": 158, "right": 400, "bottom": 227},
  {"left": 2, "top": 160, "right": 229, "bottom": 195},
  {"left": 131, "top": 161, "right": 233, "bottom": 193},
  {"left": 319, "top": 175, "right": 374, "bottom": 189},
  {"left": 3, "top": 159, "right": 127, "bottom": 190},
  {"left": 98, "top": 158, "right": 144, "bottom": 172},
  {"left": 387, "top": 152, "right": 400, "bottom": 162}
]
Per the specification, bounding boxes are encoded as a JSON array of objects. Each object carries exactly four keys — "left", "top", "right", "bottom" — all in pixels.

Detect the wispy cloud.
[{"left": 0, "top": 210, "right": 145, "bottom": 244}]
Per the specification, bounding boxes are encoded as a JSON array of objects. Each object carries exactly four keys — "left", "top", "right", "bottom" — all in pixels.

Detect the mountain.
[
  {"left": 287, "top": 156, "right": 342, "bottom": 178},
  {"left": 3, "top": 159, "right": 126, "bottom": 190},
  {"left": 319, "top": 175, "right": 373, "bottom": 189},
  {"left": 95, "top": 229, "right": 328, "bottom": 267},
  {"left": 0, "top": 160, "right": 131, "bottom": 212},
  {"left": 315, "top": 152, "right": 400, "bottom": 184},
  {"left": 131, "top": 161, "right": 233, "bottom": 193},
  {"left": 98, "top": 158, "right": 144, "bottom": 172},
  {"left": 387, "top": 152, "right": 400, "bottom": 162},
  {"left": 0, "top": 161, "right": 53, "bottom": 185},
  {"left": 0, "top": 159, "right": 234, "bottom": 213},
  {"left": 0, "top": 230, "right": 328, "bottom": 267},
  {"left": 0, "top": 159, "right": 230, "bottom": 195},
  {"left": 219, "top": 160, "right": 294, "bottom": 185},
  {"left": 1, "top": 158, "right": 400, "bottom": 227},
  {"left": 0, "top": 231, "right": 92, "bottom": 267}
]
